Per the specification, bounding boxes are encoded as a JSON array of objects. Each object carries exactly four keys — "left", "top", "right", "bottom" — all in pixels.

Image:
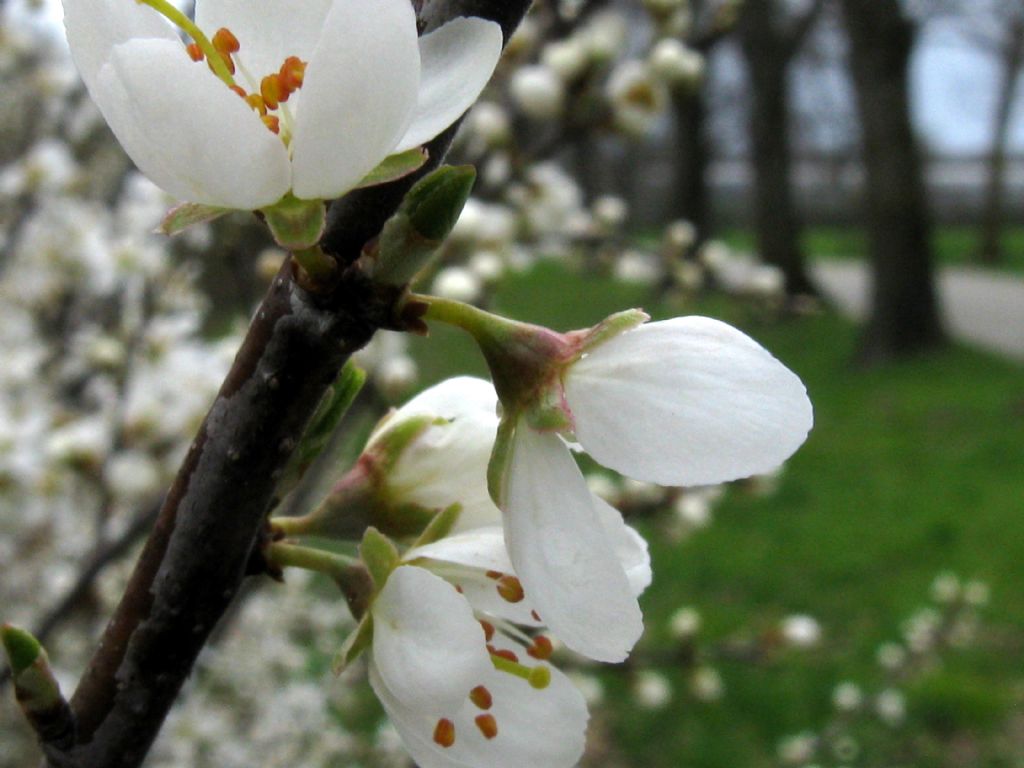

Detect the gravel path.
[{"left": 812, "top": 261, "right": 1024, "bottom": 363}]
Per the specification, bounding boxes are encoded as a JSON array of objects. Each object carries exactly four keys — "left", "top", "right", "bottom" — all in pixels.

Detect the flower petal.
[
  {"left": 372, "top": 566, "right": 491, "bottom": 712},
  {"left": 290, "top": 0, "right": 420, "bottom": 200},
  {"left": 370, "top": 634, "right": 587, "bottom": 768},
  {"left": 565, "top": 316, "right": 813, "bottom": 486},
  {"left": 62, "top": 0, "right": 177, "bottom": 93},
  {"left": 593, "top": 497, "right": 652, "bottom": 597},
  {"left": 95, "top": 39, "right": 291, "bottom": 208},
  {"left": 372, "top": 377, "right": 501, "bottom": 531},
  {"left": 394, "top": 17, "right": 504, "bottom": 152},
  {"left": 194, "top": 0, "right": 333, "bottom": 92},
  {"left": 502, "top": 424, "right": 642, "bottom": 662}
]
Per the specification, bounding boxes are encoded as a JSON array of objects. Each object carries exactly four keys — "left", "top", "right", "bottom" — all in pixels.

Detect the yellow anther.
[
  {"left": 261, "top": 74, "right": 283, "bottom": 110},
  {"left": 186, "top": 43, "right": 204, "bottom": 62},
  {"left": 212, "top": 27, "right": 240, "bottom": 54},
  {"left": 245, "top": 93, "right": 267, "bottom": 115},
  {"left": 262, "top": 114, "right": 281, "bottom": 134}
]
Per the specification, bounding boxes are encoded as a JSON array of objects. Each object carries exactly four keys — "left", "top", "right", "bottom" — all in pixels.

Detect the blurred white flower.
[
  {"left": 432, "top": 266, "right": 483, "bottom": 304},
  {"left": 648, "top": 39, "right": 704, "bottom": 86},
  {"left": 781, "top": 614, "right": 822, "bottom": 648},
  {"left": 541, "top": 38, "right": 590, "bottom": 83},
  {"left": 875, "top": 688, "right": 906, "bottom": 727},
  {"left": 510, "top": 65, "right": 565, "bottom": 121},
  {"left": 633, "top": 670, "right": 673, "bottom": 709},
  {"left": 832, "top": 681, "right": 863, "bottom": 712},
  {"left": 930, "top": 571, "right": 961, "bottom": 604},
  {"left": 668, "top": 606, "right": 702, "bottom": 640},
  {"left": 691, "top": 665, "right": 724, "bottom": 702}
]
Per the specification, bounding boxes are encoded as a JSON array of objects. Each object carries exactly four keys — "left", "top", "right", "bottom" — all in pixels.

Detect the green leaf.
[
  {"left": 157, "top": 202, "right": 229, "bottom": 236},
  {"left": 359, "top": 527, "right": 400, "bottom": 588},
  {"left": 277, "top": 362, "right": 366, "bottom": 499},
  {"left": 262, "top": 194, "right": 326, "bottom": 251},
  {"left": 355, "top": 148, "right": 429, "bottom": 190},
  {"left": 333, "top": 615, "right": 374, "bottom": 675}
]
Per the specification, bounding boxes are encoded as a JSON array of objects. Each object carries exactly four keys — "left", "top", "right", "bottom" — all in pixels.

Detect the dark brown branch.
[{"left": 49, "top": 3, "right": 533, "bottom": 767}]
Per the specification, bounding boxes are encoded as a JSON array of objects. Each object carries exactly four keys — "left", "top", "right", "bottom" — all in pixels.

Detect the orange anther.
[
  {"left": 278, "top": 56, "right": 307, "bottom": 92},
  {"left": 479, "top": 621, "right": 496, "bottom": 642},
  {"left": 469, "top": 685, "right": 493, "bottom": 710},
  {"left": 475, "top": 714, "right": 498, "bottom": 740},
  {"left": 527, "top": 635, "right": 554, "bottom": 660},
  {"left": 262, "top": 114, "right": 281, "bottom": 134},
  {"left": 485, "top": 570, "right": 502, "bottom": 580},
  {"left": 261, "top": 74, "right": 283, "bottom": 109},
  {"left": 245, "top": 93, "right": 267, "bottom": 115},
  {"left": 496, "top": 575, "right": 524, "bottom": 603},
  {"left": 433, "top": 718, "right": 455, "bottom": 748},
  {"left": 186, "top": 43, "right": 204, "bottom": 62},
  {"left": 212, "top": 27, "right": 240, "bottom": 54},
  {"left": 229, "top": 85, "right": 247, "bottom": 99}
]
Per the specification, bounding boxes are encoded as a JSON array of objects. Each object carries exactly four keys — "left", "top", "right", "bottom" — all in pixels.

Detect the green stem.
[
  {"left": 137, "top": 0, "right": 236, "bottom": 86},
  {"left": 411, "top": 293, "right": 517, "bottom": 339},
  {"left": 266, "top": 541, "right": 360, "bottom": 580}
]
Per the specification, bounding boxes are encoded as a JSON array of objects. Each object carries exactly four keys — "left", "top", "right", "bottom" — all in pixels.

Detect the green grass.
[
  {"left": 719, "top": 226, "right": 1024, "bottom": 274},
  {"left": 408, "top": 260, "right": 1024, "bottom": 767}
]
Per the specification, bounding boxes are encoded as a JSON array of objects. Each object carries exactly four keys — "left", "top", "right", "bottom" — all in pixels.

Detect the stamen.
[
  {"left": 489, "top": 646, "right": 518, "bottom": 663},
  {"left": 433, "top": 718, "right": 455, "bottom": 748},
  {"left": 479, "top": 621, "right": 496, "bottom": 642},
  {"left": 261, "top": 74, "right": 283, "bottom": 110},
  {"left": 527, "top": 635, "right": 554, "bottom": 660},
  {"left": 262, "top": 115, "right": 281, "bottom": 134},
  {"left": 469, "top": 685, "right": 493, "bottom": 710},
  {"left": 490, "top": 651, "right": 552, "bottom": 690},
  {"left": 475, "top": 714, "right": 498, "bottom": 740},
  {"left": 209, "top": 51, "right": 235, "bottom": 76},
  {"left": 229, "top": 85, "right": 247, "bottom": 99},
  {"left": 186, "top": 43, "right": 204, "bottom": 62},
  {"left": 212, "top": 27, "right": 240, "bottom": 54},
  {"left": 485, "top": 570, "right": 502, "bottom": 580},
  {"left": 496, "top": 575, "right": 524, "bottom": 603},
  {"left": 278, "top": 56, "right": 307, "bottom": 93},
  {"left": 245, "top": 93, "right": 267, "bottom": 115},
  {"left": 137, "top": 0, "right": 235, "bottom": 86}
]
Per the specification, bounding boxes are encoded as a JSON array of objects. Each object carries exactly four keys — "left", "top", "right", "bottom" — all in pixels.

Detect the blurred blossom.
[
  {"left": 963, "top": 579, "right": 990, "bottom": 607},
  {"left": 778, "top": 732, "right": 817, "bottom": 765},
  {"left": 876, "top": 642, "right": 908, "bottom": 672},
  {"left": 606, "top": 60, "right": 667, "bottom": 137},
  {"left": 781, "top": 614, "right": 822, "bottom": 649},
  {"left": 875, "top": 688, "right": 906, "bottom": 727},
  {"left": 579, "top": 12, "right": 628, "bottom": 63},
  {"left": 568, "top": 672, "right": 606, "bottom": 707},
  {"left": 614, "top": 249, "right": 663, "bottom": 285},
  {"left": 431, "top": 265, "right": 483, "bottom": 303},
  {"left": 668, "top": 606, "right": 702, "bottom": 640},
  {"left": 510, "top": 64, "right": 566, "bottom": 121},
  {"left": 467, "top": 249, "right": 506, "bottom": 283},
  {"left": 648, "top": 38, "right": 704, "bottom": 86},
  {"left": 467, "top": 100, "right": 511, "bottom": 148},
  {"left": 633, "top": 670, "right": 673, "bottom": 709},
  {"left": 592, "top": 195, "right": 629, "bottom": 229},
  {"left": 690, "top": 666, "right": 724, "bottom": 702},
  {"left": 832, "top": 681, "right": 863, "bottom": 713},
  {"left": 930, "top": 571, "right": 961, "bottom": 604},
  {"left": 541, "top": 38, "right": 590, "bottom": 83}
]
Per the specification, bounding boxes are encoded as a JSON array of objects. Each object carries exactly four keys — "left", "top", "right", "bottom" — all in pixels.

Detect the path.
[{"left": 812, "top": 261, "right": 1024, "bottom": 363}]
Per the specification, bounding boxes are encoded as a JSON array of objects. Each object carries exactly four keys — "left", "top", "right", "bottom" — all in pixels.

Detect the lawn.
[
  {"left": 408, "top": 260, "right": 1024, "bottom": 767},
  {"left": 719, "top": 226, "right": 1024, "bottom": 274}
]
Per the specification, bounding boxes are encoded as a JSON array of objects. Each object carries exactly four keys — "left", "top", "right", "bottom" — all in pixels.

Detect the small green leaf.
[
  {"left": 262, "top": 194, "right": 326, "bottom": 251},
  {"left": 402, "top": 165, "right": 477, "bottom": 241},
  {"left": 355, "top": 148, "right": 429, "bottom": 190},
  {"left": 359, "top": 527, "right": 400, "bottom": 588},
  {"left": 487, "top": 416, "right": 518, "bottom": 510},
  {"left": 2, "top": 624, "right": 40, "bottom": 674},
  {"left": 277, "top": 362, "right": 366, "bottom": 499},
  {"left": 333, "top": 615, "right": 374, "bottom": 675},
  {"left": 411, "top": 503, "right": 463, "bottom": 549},
  {"left": 157, "top": 202, "right": 229, "bottom": 236}
]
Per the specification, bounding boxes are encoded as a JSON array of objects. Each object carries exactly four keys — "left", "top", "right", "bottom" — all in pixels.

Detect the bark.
[
  {"left": 49, "top": 2, "right": 534, "bottom": 766},
  {"left": 738, "top": 0, "right": 821, "bottom": 298},
  {"left": 840, "top": 0, "right": 945, "bottom": 363},
  {"left": 978, "top": 19, "right": 1024, "bottom": 265}
]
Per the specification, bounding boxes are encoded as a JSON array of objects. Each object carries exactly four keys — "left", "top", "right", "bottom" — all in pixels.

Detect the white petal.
[
  {"left": 408, "top": 528, "right": 543, "bottom": 627},
  {"left": 370, "top": 634, "right": 587, "bottom": 768},
  {"left": 503, "top": 425, "right": 642, "bottom": 662},
  {"left": 565, "top": 316, "right": 813, "bottom": 486},
  {"left": 95, "top": 39, "right": 291, "bottom": 208},
  {"left": 290, "top": 0, "right": 420, "bottom": 200},
  {"left": 394, "top": 17, "right": 504, "bottom": 152},
  {"left": 62, "top": 0, "right": 177, "bottom": 93},
  {"left": 372, "top": 566, "right": 492, "bottom": 712},
  {"left": 372, "top": 378, "right": 501, "bottom": 530},
  {"left": 593, "top": 497, "right": 652, "bottom": 597},
  {"left": 195, "top": 0, "right": 333, "bottom": 92}
]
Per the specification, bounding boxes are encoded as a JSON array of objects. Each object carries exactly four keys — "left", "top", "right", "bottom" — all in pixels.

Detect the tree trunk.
[
  {"left": 840, "top": 0, "right": 945, "bottom": 363},
  {"left": 978, "top": 20, "right": 1024, "bottom": 265},
  {"left": 673, "top": 87, "right": 711, "bottom": 250},
  {"left": 739, "top": 0, "right": 818, "bottom": 298}
]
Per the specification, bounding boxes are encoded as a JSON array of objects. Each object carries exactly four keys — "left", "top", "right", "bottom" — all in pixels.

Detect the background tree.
[
  {"left": 838, "top": 0, "right": 945, "bottom": 363},
  {"left": 736, "top": 0, "right": 825, "bottom": 298}
]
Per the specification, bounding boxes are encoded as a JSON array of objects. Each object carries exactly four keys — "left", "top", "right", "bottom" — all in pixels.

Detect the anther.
[
  {"left": 469, "top": 685, "right": 493, "bottom": 710},
  {"left": 496, "top": 575, "right": 524, "bottom": 603},
  {"left": 479, "top": 621, "right": 496, "bottom": 642},
  {"left": 485, "top": 570, "right": 502, "bottom": 580},
  {"left": 527, "top": 635, "right": 553, "bottom": 660},
  {"left": 278, "top": 56, "right": 306, "bottom": 93},
  {"left": 475, "top": 714, "right": 498, "bottom": 740},
  {"left": 491, "top": 648, "right": 518, "bottom": 663},
  {"left": 262, "top": 115, "right": 281, "bottom": 134},
  {"left": 212, "top": 27, "right": 240, "bottom": 54},
  {"left": 261, "top": 74, "right": 283, "bottom": 110},
  {"left": 433, "top": 718, "right": 455, "bottom": 748},
  {"left": 229, "top": 85, "right": 247, "bottom": 99},
  {"left": 531, "top": 610, "right": 542, "bottom": 622},
  {"left": 209, "top": 52, "right": 235, "bottom": 76},
  {"left": 185, "top": 43, "right": 204, "bottom": 62},
  {"left": 245, "top": 93, "right": 267, "bottom": 115}
]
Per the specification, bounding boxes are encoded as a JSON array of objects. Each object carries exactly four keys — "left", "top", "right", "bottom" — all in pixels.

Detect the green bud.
[
  {"left": 371, "top": 165, "right": 477, "bottom": 287},
  {"left": 3, "top": 625, "right": 75, "bottom": 749},
  {"left": 2, "top": 624, "right": 40, "bottom": 675}
]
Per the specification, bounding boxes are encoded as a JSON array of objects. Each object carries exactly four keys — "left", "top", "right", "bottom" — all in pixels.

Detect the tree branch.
[{"left": 44, "top": 3, "right": 532, "bottom": 767}]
